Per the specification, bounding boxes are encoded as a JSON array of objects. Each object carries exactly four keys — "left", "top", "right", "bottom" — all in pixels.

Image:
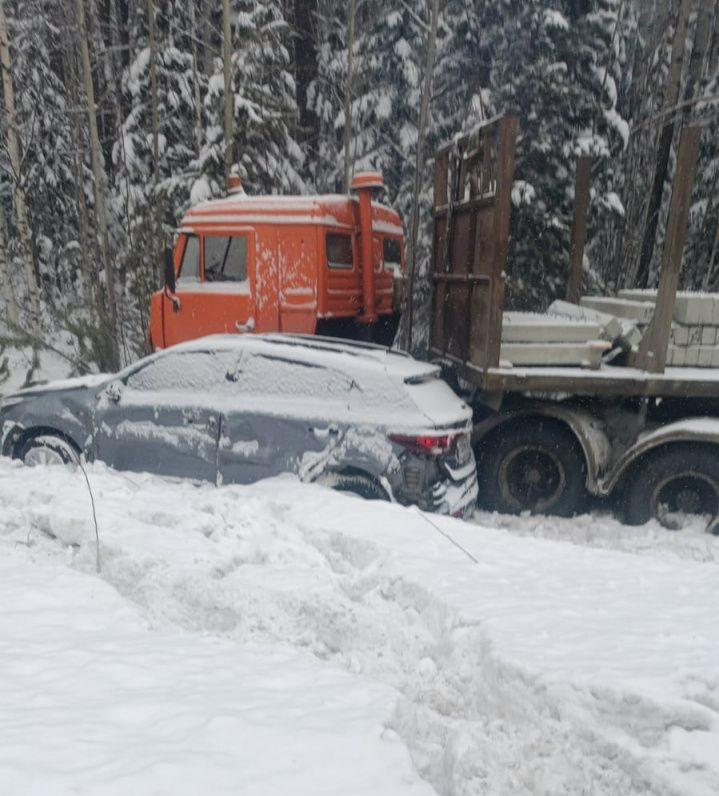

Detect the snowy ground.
[{"left": 1, "top": 458, "right": 718, "bottom": 795}]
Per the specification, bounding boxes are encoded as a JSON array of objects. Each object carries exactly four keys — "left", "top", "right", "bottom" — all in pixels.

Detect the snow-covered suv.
[{"left": 0, "top": 335, "right": 477, "bottom": 516}]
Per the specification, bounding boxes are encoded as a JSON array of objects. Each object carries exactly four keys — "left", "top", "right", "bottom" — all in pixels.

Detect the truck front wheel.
[
  {"left": 624, "top": 444, "right": 719, "bottom": 526},
  {"left": 476, "top": 420, "right": 587, "bottom": 516}
]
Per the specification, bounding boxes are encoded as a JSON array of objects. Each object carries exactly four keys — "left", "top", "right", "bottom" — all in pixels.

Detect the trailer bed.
[{"left": 480, "top": 364, "right": 719, "bottom": 398}]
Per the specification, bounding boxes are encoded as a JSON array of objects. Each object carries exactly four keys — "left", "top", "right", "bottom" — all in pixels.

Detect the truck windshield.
[{"left": 204, "top": 235, "right": 247, "bottom": 282}]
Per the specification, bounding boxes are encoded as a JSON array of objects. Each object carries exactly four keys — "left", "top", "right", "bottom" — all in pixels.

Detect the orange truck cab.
[{"left": 149, "top": 173, "right": 405, "bottom": 350}]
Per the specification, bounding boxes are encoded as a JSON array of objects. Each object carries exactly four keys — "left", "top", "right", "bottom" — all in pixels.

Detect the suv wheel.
[
  {"left": 18, "top": 434, "right": 80, "bottom": 468},
  {"left": 318, "top": 471, "right": 389, "bottom": 501}
]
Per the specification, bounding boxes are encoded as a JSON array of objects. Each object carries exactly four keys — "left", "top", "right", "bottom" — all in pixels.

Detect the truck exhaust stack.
[{"left": 351, "top": 172, "right": 384, "bottom": 323}]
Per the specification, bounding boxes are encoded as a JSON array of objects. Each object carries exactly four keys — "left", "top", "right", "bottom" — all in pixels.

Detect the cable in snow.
[
  {"left": 77, "top": 457, "right": 101, "bottom": 573},
  {"left": 413, "top": 507, "right": 479, "bottom": 565}
]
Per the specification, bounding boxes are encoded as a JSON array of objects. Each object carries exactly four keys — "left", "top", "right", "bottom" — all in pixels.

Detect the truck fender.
[
  {"left": 473, "top": 404, "right": 612, "bottom": 494},
  {"left": 601, "top": 418, "right": 719, "bottom": 496}
]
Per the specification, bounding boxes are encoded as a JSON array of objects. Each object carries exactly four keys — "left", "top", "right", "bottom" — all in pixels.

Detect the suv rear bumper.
[{"left": 432, "top": 459, "right": 478, "bottom": 517}]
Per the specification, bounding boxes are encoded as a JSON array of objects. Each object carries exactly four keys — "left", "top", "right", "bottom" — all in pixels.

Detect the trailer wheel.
[
  {"left": 624, "top": 444, "right": 719, "bottom": 526},
  {"left": 477, "top": 420, "right": 586, "bottom": 516}
]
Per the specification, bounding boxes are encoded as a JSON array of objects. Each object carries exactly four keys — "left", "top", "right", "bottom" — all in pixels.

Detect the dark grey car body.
[{"left": 0, "top": 335, "right": 477, "bottom": 514}]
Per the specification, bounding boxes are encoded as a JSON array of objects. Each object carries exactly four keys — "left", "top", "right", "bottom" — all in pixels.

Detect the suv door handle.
[
  {"left": 182, "top": 409, "right": 198, "bottom": 424},
  {"left": 310, "top": 424, "right": 339, "bottom": 438}
]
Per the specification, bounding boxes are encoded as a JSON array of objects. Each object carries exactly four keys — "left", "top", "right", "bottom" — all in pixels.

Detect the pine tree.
[
  {"left": 488, "top": 0, "right": 630, "bottom": 309},
  {"left": 193, "top": 0, "right": 304, "bottom": 203}
]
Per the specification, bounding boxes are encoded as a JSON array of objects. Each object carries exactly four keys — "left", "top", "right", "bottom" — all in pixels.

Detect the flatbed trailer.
[{"left": 428, "top": 116, "right": 719, "bottom": 524}]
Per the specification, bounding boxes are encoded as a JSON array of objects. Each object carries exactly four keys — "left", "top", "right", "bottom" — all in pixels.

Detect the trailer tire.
[
  {"left": 623, "top": 444, "right": 719, "bottom": 526},
  {"left": 476, "top": 420, "right": 586, "bottom": 516}
]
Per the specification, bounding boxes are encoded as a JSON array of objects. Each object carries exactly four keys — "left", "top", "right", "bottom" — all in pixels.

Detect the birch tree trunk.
[
  {"left": 403, "top": 0, "right": 440, "bottom": 351},
  {"left": 222, "top": 0, "right": 233, "bottom": 184},
  {"left": 342, "top": 0, "right": 356, "bottom": 194},
  {"left": 634, "top": 0, "right": 694, "bottom": 288},
  {"left": 75, "top": 0, "right": 120, "bottom": 368},
  {"left": 189, "top": 0, "right": 203, "bottom": 154},
  {"left": 0, "top": 0, "right": 40, "bottom": 330},
  {"left": 64, "top": 40, "right": 96, "bottom": 308},
  {"left": 0, "top": 207, "right": 18, "bottom": 329},
  {"left": 147, "top": 0, "right": 161, "bottom": 269}
]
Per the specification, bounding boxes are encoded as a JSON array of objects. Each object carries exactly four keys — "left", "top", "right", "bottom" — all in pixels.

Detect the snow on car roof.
[{"left": 167, "top": 334, "right": 440, "bottom": 380}]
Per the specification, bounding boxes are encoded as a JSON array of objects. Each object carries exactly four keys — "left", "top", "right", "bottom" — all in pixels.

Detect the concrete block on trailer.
[
  {"left": 619, "top": 288, "right": 719, "bottom": 325},
  {"left": 499, "top": 341, "right": 611, "bottom": 369},
  {"left": 670, "top": 324, "right": 690, "bottom": 346},
  {"left": 580, "top": 296, "right": 655, "bottom": 323},
  {"left": 667, "top": 346, "right": 685, "bottom": 366},
  {"left": 701, "top": 326, "right": 717, "bottom": 346},
  {"left": 502, "top": 312, "right": 603, "bottom": 343},
  {"left": 698, "top": 346, "right": 714, "bottom": 367},
  {"left": 548, "top": 300, "right": 641, "bottom": 346}
]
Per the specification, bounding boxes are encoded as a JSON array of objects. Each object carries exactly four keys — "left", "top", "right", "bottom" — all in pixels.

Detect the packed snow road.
[{"left": 1, "top": 458, "right": 718, "bottom": 795}]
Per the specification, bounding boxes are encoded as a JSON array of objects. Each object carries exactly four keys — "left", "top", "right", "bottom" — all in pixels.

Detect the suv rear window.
[{"left": 326, "top": 234, "right": 353, "bottom": 269}]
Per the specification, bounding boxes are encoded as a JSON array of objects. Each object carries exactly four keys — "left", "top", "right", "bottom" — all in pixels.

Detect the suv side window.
[
  {"left": 126, "top": 351, "right": 240, "bottom": 392},
  {"left": 229, "top": 353, "right": 353, "bottom": 398},
  {"left": 178, "top": 235, "right": 200, "bottom": 283},
  {"left": 326, "top": 233, "right": 353, "bottom": 269},
  {"left": 204, "top": 235, "right": 248, "bottom": 282}
]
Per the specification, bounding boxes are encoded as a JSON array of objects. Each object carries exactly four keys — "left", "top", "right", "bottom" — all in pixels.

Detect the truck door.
[
  {"left": 279, "top": 228, "right": 317, "bottom": 334},
  {"left": 163, "top": 230, "right": 256, "bottom": 347}
]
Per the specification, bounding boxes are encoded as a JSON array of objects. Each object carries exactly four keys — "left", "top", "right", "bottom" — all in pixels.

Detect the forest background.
[{"left": 0, "top": 0, "right": 717, "bottom": 374}]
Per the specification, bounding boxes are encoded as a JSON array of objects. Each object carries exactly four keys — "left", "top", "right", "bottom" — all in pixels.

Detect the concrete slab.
[
  {"left": 580, "top": 296, "right": 655, "bottom": 323},
  {"left": 502, "top": 312, "right": 603, "bottom": 343},
  {"left": 500, "top": 341, "right": 611, "bottom": 369},
  {"left": 619, "top": 289, "right": 719, "bottom": 325},
  {"left": 548, "top": 300, "right": 640, "bottom": 346}
]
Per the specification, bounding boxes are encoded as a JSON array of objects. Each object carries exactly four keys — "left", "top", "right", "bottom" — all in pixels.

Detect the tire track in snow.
[{"left": 1, "top": 464, "right": 716, "bottom": 795}]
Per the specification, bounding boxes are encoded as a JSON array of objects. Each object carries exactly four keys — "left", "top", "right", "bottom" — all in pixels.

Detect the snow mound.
[{"left": 1, "top": 459, "right": 718, "bottom": 795}]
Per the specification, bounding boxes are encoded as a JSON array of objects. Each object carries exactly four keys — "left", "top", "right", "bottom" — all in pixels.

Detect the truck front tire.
[
  {"left": 476, "top": 420, "right": 587, "bottom": 516},
  {"left": 623, "top": 444, "right": 719, "bottom": 526}
]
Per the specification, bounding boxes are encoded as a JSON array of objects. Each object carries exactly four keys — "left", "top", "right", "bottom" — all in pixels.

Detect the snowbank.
[{"left": 1, "top": 458, "right": 718, "bottom": 795}]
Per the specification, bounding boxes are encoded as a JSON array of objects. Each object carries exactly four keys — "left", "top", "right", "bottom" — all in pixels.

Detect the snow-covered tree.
[{"left": 192, "top": 0, "right": 304, "bottom": 203}]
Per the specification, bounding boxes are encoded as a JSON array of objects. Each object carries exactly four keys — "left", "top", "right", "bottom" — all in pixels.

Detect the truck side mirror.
[{"left": 163, "top": 247, "right": 176, "bottom": 294}]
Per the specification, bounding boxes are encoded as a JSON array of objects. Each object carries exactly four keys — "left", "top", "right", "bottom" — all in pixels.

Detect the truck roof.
[{"left": 181, "top": 193, "right": 403, "bottom": 236}]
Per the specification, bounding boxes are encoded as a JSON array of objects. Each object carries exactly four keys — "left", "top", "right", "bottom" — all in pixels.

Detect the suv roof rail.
[{"left": 259, "top": 333, "right": 412, "bottom": 359}]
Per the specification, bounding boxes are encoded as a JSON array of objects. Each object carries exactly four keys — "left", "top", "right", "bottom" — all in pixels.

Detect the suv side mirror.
[
  {"left": 105, "top": 381, "right": 123, "bottom": 403},
  {"left": 163, "top": 247, "right": 176, "bottom": 294}
]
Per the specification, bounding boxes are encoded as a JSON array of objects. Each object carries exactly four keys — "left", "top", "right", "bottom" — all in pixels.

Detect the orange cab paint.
[{"left": 149, "top": 176, "right": 405, "bottom": 350}]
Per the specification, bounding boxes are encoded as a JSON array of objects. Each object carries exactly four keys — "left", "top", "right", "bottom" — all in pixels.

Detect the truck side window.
[
  {"left": 383, "top": 238, "right": 402, "bottom": 274},
  {"left": 178, "top": 235, "right": 200, "bottom": 283},
  {"left": 327, "top": 233, "right": 353, "bottom": 269},
  {"left": 204, "top": 235, "right": 248, "bottom": 282}
]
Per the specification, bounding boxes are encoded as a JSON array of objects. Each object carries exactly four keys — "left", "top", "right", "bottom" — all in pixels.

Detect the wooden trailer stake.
[
  {"left": 635, "top": 126, "right": 701, "bottom": 373},
  {"left": 566, "top": 155, "right": 592, "bottom": 304}
]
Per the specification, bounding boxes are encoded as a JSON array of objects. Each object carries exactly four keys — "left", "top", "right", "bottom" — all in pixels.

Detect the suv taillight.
[{"left": 388, "top": 433, "right": 457, "bottom": 456}]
